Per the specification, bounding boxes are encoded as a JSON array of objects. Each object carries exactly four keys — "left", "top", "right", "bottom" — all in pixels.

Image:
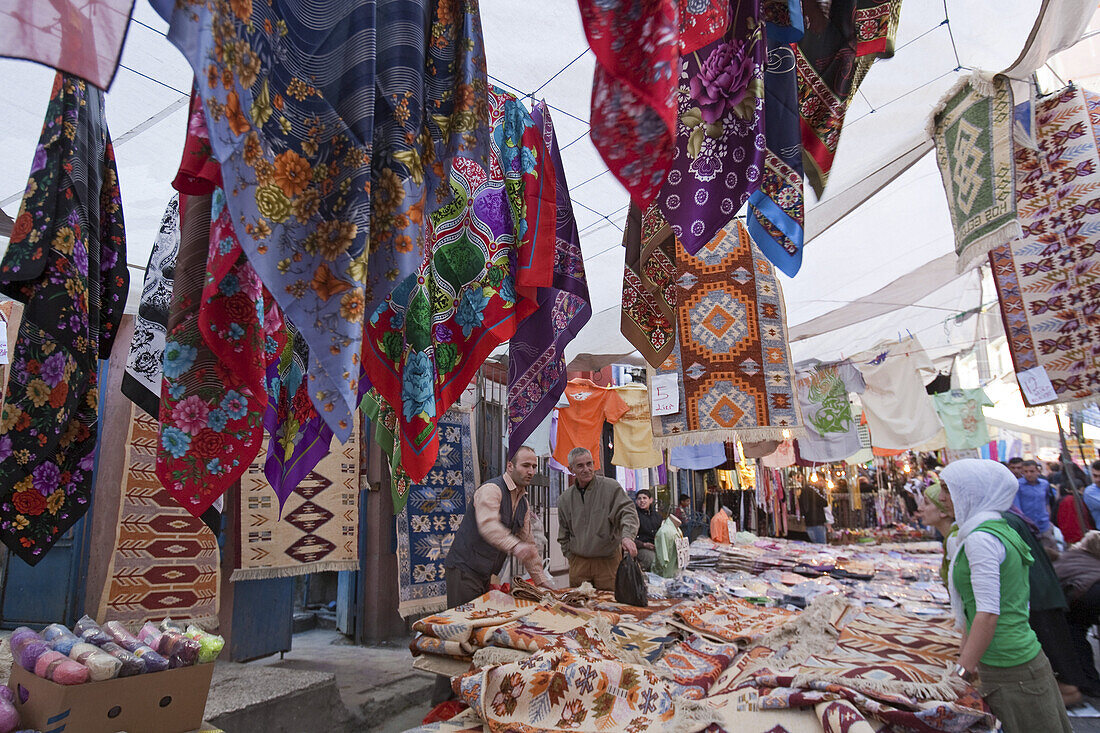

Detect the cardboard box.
[{"left": 8, "top": 661, "right": 214, "bottom": 733}]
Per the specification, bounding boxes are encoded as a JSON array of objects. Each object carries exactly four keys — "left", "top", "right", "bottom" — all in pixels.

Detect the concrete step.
[{"left": 204, "top": 661, "right": 352, "bottom": 733}]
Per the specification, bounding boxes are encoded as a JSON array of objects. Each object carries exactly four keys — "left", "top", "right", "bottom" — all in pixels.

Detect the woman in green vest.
[{"left": 941, "top": 459, "right": 1071, "bottom": 732}]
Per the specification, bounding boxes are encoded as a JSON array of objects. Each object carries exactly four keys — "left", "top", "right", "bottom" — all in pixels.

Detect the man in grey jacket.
[{"left": 557, "top": 447, "right": 639, "bottom": 590}]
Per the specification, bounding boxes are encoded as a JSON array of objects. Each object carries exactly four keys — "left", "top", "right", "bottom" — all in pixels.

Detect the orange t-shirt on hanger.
[{"left": 552, "top": 378, "right": 629, "bottom": 471}]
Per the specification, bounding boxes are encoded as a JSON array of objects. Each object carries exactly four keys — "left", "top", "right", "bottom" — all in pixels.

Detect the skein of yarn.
[
  {"left": 157, "top": 631, "right": 200, "bottom": 668},
  {"left": 73, "top": 616, "right": 112, "bottom": 647},
  {"left": 34, "top": 651, "right": 89, "bottom": 685},
  {"left": 10, "top": 628, "right": 49, "bottom": 672},
  {"left": 0, "top": 696, "right": 18, "bottom": 733},
  {"left": 68, "top": 643, "right": 122, "bottom": 681},
  {"left": 131, "top": 644, "right": 170, "bottom": 673},
  {"left": 99, "top": 642, "right": 145, "bottom": 676},
  {"left": 42, "top": 624, "right": 80, "bottom": 656},
  {"left": 184, "top": 626, "right": 225, "bottom": 664},
  {"left": 103, "top": 621, "right": 143, "bottom": 652},
  {"left": 138, "top": 622, "right": 162, "bottom": 650}
]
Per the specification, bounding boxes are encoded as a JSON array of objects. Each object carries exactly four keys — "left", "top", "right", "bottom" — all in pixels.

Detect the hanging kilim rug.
[
  {"left": 232, "top": 413, "right": 360, "bottom": 581},
  {"left": 932, "top": 72, "right": 1020, "bottom": 273},
  {"left": 650, "top": 220, "right": 801, "bottom": 449},
  {"left": 98, "top": 404, "right": 220, "bottom": 630},
  {"left": 396, "top": 406, "right": 478, "bottom": 617},
  {"left": 990, "top": 84, "right": 1100, "bottom": 407}
]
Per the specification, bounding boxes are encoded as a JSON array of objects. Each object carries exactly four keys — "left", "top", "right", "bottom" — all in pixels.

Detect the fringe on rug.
[
  {"left": 472, "top": 646, "right": 531, "bottom": 667},
  {"left": 791, "top": 669, "right": 963, "bottom": 703},
  {"left": 229, "top": 559, "right": 359, "bottom": 582},
  {"left": 653, "top": 425, "right": 802, "bottom": 451},
  {"left": 398, "top": 597, "right": 449, "bottom": 619},
  {"left": 114, "top": 614, "right": 222, "bottom": 635}
]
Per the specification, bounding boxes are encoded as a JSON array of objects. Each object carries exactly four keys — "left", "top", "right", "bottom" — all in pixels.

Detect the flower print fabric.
[
  {"left": 747, "top": 2, "right": 806, "bottom": 277},
  {"left": 368, "top": 0, "right": 491, "bottom": 322},
  {"left": 658, "top": 0, "right": 767, "bottom": 254},
  {"left": 157, "top": 96, "right": 280, "bottom": 517},
  {"left": 506, "top": 102, "right": 592, "bottom": 459},
  {"left": 0, "top": 73, "right": 128, "bottom": 564},
  {"left": 154, "top": 0, "right": 379, "bottom": 446},
  {"left": 123, "top": 196, "right": 180, "bottom": 419},
  {"left": 363, "top": 88, "right": 557, "bottom": 482}
]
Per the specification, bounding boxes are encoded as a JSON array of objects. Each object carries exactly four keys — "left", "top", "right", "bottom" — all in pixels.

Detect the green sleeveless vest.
[{"left": 952, "top": 519, "right": 1041, "bottom": 668}]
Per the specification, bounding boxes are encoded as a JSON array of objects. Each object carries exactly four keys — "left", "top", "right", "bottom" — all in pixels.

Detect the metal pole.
[{"left": 1055, "top": 410, "right": 1089, "bottom": 536}]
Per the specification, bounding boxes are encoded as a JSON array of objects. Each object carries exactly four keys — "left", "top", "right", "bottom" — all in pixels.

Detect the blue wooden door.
[{"left": 228, "top": 577, "right": 294, "bottom": 661}]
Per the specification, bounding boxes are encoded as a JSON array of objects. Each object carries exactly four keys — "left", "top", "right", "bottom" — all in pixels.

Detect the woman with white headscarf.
[{"left": 942, "top": 459, "right": 1070, "bottom": 732}]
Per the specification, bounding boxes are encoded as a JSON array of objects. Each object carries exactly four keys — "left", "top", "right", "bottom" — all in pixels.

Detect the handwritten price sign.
[
  {"left": 1017, "top": 366, "right": 1057, "bottom": 404},
  {"left": 651, "top": 373, "right": 679, "bottom": 416}
]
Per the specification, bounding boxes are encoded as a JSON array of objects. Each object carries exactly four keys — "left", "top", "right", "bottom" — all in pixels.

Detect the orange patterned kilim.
[{"left": 99, "top": 404, "right": 219, "bottom": 628}]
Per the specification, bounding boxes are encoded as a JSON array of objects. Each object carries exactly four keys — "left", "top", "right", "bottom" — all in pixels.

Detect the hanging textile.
[
  {"left": 855, "top": 336, "right": 943, "bottom": 450},
  {"left": 360, "top": 387, "right": 408, "bottom": 512},
  {"left": 795, "top": 361, "right": 866, "bottom": 463},
  {"left": 669, "top": 443, "right": 727, "bottom": 470},
  {"left": 552, "top": 378, "right": 629, "bottom": 471},
  {"left": 796, "top": 0, "right": 903, "bottom": 197},
  {"left": 747, "top": 1, "right": 806, "bottom": 277},
  {"left": 156, "top": 98, "right": 278, "bottom": 517},
  {"left": 761, "top": 439, "right": 796, "bottom": 468},
  {"left": 506, "top": 102, "right": 592, "bottom": 459},
  {"left": 0, "top": 0, "right": 135, "bottom": 90},
  {"left": 153, "top": 0, "right": 377, "bottom": 445},
  {"left": 658, "top": 0, "right": 767, "bottom": 254},
  {"left": 362, "top": 87, "right": 556, "bottom": 482},
  {"left": 611, "top": 384, "right": 662, "bottom": 469},
  {"left": 232, "top": 414, "right": 361, "bottom": 580},
  {"left": 990, "top": 85, "right": 1100, "bottom": 406},
  {"left": 368, "top": 0, "right": 492, "bottom": 290},
  {"left": 650, "top": 221, "right": 800, "bottom": 449},
  {"left": 98, "top": 404, "right": 220, "bottom": 629},
  {"left": 932, "top": 73, "right": 1020, "bottom": 272},
  {"left": 0, "top": 73, "right": 128, "bottom": 565},
  {"left": 932, "top": 388, "right": 994, "bottom": 451},
  {"left": 620, "top": 202, "right": 679, "bottom": 368},
  {"left": 123, "top": 195, "right": 179, "bottom": 419},
  {"left": 396, "top": 406, "right": 477, "bottom": 617},
  {"left": 578, "top": 1, "right": 679, "bottom": 209}
]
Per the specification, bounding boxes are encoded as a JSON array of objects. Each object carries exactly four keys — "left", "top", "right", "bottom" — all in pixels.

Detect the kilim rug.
[
  {"left": 620, "top": 201, "right": 678, "bottom": 368},
  {"left": 412, "top": 590, "right": 536, "bottom": 646},
  {"left": 397, "top": 406, "right": 479, "bottom": 617},
  {"left": 649, "top": 220, "right": 801, "bottom": 448},
  {"left": 990, "top": 84, "right": 1100, "bottom": 406},
  {"left": 98, "top": 404, "right": 219, "bottom": 629},
  {"left": 231, "top": 413, "right": 360, "bottom": 580},
  {"left": 673, "top": 596, "right": 798, "bottom": 645},
  {"left": 932, "top": 72, "right": 1020, "bottom": 273}
]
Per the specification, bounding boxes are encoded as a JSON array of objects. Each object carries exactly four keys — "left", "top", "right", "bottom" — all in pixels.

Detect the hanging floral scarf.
[
  {"left": 658, "top": 0, "right": 767, "bottom": 254},
  {"left": 154, "top": 0, "right": 378, "bottom": 447},
  {"left": 0, "top": 73, "right": 128, "bottom": 564},
  {"left": 506, "top": 102, "right": 593, "bottom": 458},
  {"left": 579, "top": 1, "right": 730, "bottom": 209},
  {"left": 363, "top": 88, "right": 556, "bottom": 482},
  {"left": 368, "top": 0, "right": 491, "bottom": 321},
  {"left": 157, "top": 97, "right": 281, "bottom": 517},
  {"left": 747, "top": 1, "right": 806, "bottom": 277}
]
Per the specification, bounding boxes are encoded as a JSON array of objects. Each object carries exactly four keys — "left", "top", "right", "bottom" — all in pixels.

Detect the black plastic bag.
[{"left": 614, "top": 552, "right": 648, "bottom": 607}]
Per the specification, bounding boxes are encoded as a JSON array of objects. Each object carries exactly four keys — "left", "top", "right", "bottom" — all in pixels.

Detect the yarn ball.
[
  {"left": 132, "top": 645, "right": 169, "bottom": 673},
  {"left": 103, "top": 621, "right": 142, "bottom": 653},
  {"left": 10, "top": 629, "right": 49, "bottom": 673},
  {"left": 68, "top": 643, "right": 121, "bottom": 681},
  {"left": 42, "top": 625, "right": 80, "bottom": 657},
  {"left": 72, "top": 616, "right": 112, "bottom": 647},
  {"left": 185, "top": 626, "right": 225, "bottom": 664},
  {"left": 138, "top": 622, "right": 162, "bottom": 651},
  {"left": 100, "top": 642, "right": 144, "bottom": 677},
  {"left": 157, "top": 631, "right": 200, "bottom": 669},
  {"left": 0, "top": 698, "right": 18, "bottom": 733},
  {"left": 34, "top": 651, "right": 89, "bottom": 685},
  {"left": 0, "top": 687, "right": 13, "bottom": 703}
]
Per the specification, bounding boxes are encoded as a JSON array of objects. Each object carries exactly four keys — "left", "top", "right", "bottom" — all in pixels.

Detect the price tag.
[
  {"left": 651, "top": 373, "right": 679, "bottom": 416},
  {"left": 1017, "top": 366, "right": 1057, "bottom": 404},
  {"left": 0, "top": 326, "right": 7, "bottom": 365}
]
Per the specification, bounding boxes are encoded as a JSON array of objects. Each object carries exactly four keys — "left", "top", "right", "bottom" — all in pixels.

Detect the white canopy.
[{"left": 0, "top": 0, "right": 1096, "bottom": 371}]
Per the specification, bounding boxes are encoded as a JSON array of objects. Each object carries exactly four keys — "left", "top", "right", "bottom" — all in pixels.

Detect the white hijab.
[{"left": 941, "top": 459, "right": 1020, "bottom": 629}]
